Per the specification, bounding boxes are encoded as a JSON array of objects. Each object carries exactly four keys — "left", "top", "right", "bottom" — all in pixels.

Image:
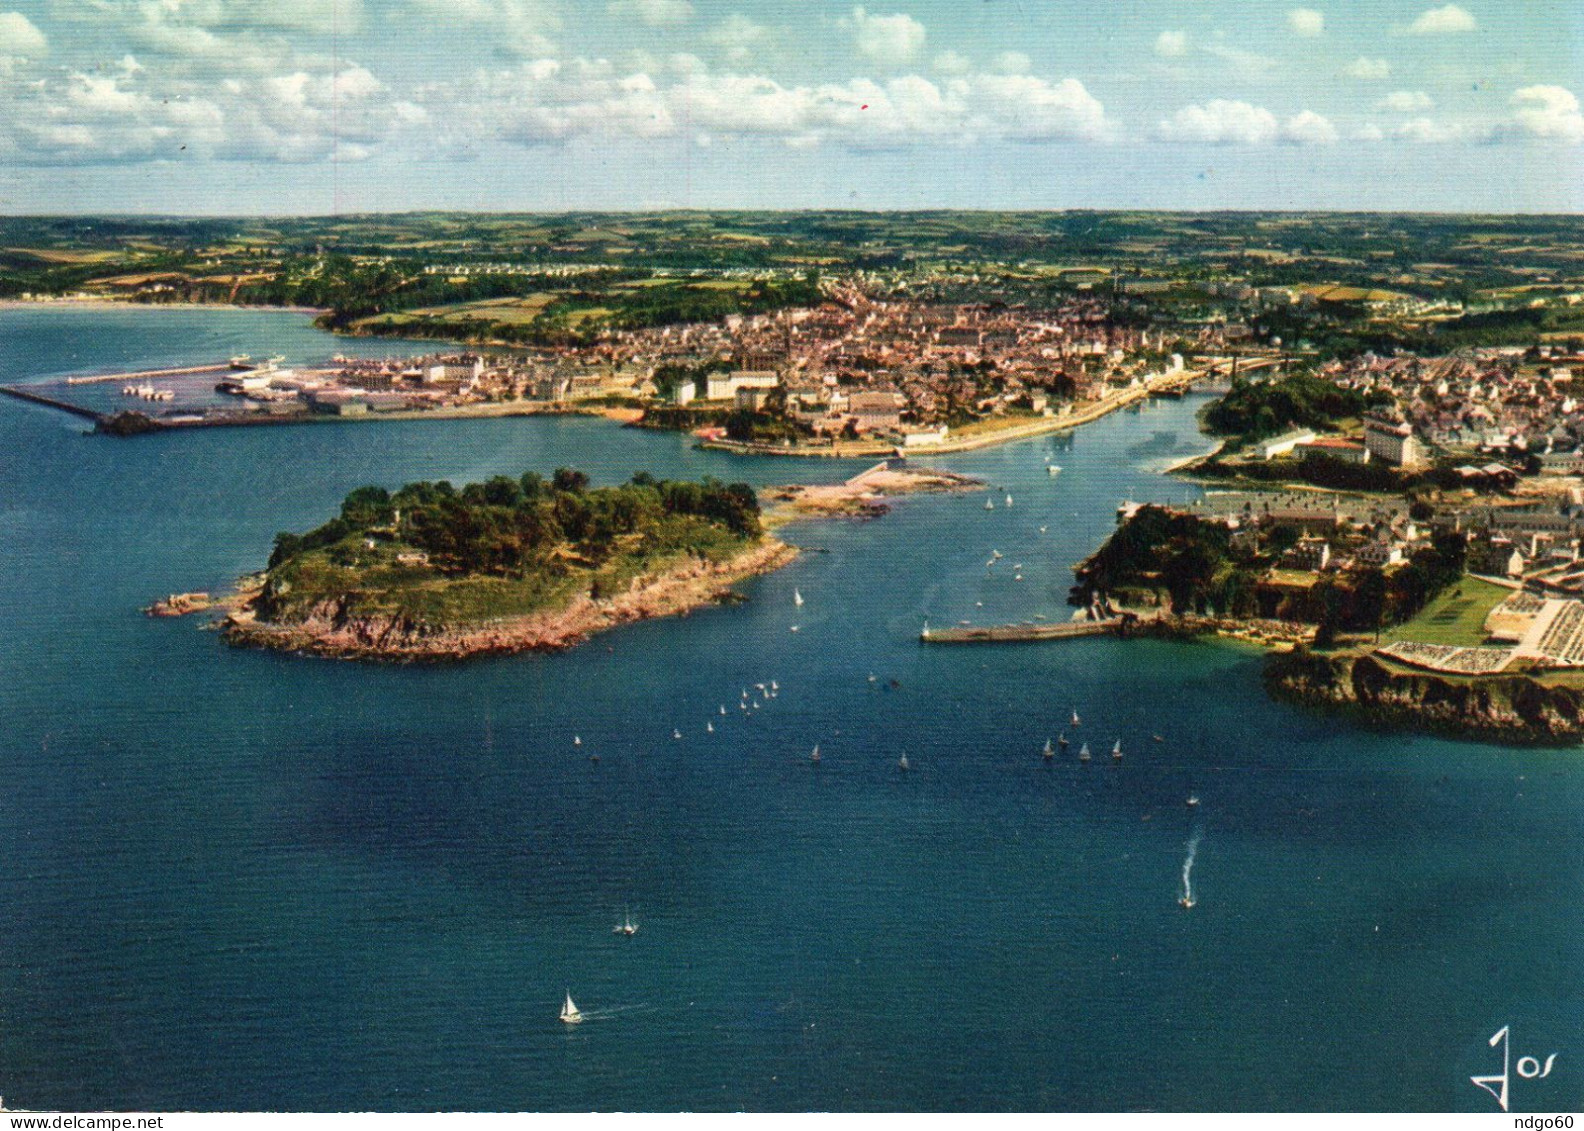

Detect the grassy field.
[{"left": 1381, "top": 575, "right": 1512, "bottom": 647}]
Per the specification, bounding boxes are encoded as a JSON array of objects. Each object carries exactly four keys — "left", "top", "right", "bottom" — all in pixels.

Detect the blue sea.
[{"left": 1, "top": 306, "right": 1580, "bottom": 1112}]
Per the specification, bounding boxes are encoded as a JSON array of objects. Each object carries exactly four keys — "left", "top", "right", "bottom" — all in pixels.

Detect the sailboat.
[
  {"left": 673, "top": 729, "right": 682, "bottom": 740},
  {"left": 1048, "top": 465, "right": 1062, "bottom": 476},
  {"left": 560, "top": 991, "right": 583, "bottom": 1024},
  {"left": 794, "top": 589, "right": 804, "bottom": 607},
  {"left": 1112, "top": 739, "right": 1123, "bottom": 761},
  {"left": 1004, "top": 494, "right": 1014, "bottom": 507},
  {"left": 897, "top": 754, "right": 911, "bottom": 772},
  {"left": 719, "top": 705, "right": 727, "bottom": 716},
  {"left": 1058, "top": 733, "right": 1069, "bottom": 750},
  {"left": 1070, "top": 709, "right": 1081, "bottom": 726},
  {"left": 706, "top": 721, "right": 714, "bottom": 733},
  {"left": 984, "top": 498, "right": 995, "bottom": 511},
  {"left": 810, "top": 744, "right": 821, "bottom": 764},
  {"left": 1187, "top": 795, "right": 1200, "bottom": 808},
  {"left": 1042, "top": 738, "right": 1054, "bottom": 761},
  {"left": 614, "top": 910, "right": 638, "bottom": 937},
  {"left": 573, "top": 735, "right": 581, "bottom": 746},
  {"left": 1078, "top": 742, "right": 1092, "bottom": 763}
]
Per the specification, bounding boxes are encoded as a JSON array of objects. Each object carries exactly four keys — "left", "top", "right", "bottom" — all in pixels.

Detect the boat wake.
[
  {"left": 575, "top": 1003, "right": 658, "bottom": 1022},
  {"left": 1180, "top": 828, "right": 1202, "bottom": 909}
]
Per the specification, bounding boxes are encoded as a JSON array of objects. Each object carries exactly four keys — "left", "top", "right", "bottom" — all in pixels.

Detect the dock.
[
  {"left": 65, "top": 362, "right": 234, "bottom": 386},
  {"left": 920, "top": 617, "right": 1125, "bottom": 644},
  {"left": 0, "top": 384, "right": 104, "bottom": 422}
]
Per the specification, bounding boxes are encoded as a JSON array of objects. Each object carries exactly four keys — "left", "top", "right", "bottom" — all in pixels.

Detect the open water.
[{"left": 1, "top": 306, "right": 1580, "bottom": 1111}]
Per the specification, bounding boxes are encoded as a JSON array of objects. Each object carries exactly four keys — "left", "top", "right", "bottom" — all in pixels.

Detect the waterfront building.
[{"left": 1257, "top": 428, "right": 1318, "bottom": 460}]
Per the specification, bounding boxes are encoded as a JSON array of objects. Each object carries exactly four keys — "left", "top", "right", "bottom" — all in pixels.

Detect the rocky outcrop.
[
  {"left": 1265, "top": 649, "right": 1584, "bottom": 746},
  {"left": 223, "top": 539, "right": 797, "bottom": 662}
]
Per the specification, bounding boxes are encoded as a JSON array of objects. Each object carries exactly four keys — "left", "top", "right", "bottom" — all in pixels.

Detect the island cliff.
[
  {"left": 1265, "top": 649, "right": 1584, "bottom": 745},
  {"left": 222, "top": 468, "right": 793, "bottom": 661}
]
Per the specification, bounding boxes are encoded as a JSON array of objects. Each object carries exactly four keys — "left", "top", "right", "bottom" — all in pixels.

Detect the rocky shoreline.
[
  {"left": 221, "top": 539, "right": 798, "bottom": 662},
  {"left": 1264, "top": 649, "right": 1584, "bottom": 746}
]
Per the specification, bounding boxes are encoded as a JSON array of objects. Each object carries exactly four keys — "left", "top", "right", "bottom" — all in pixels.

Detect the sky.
[{"left": 0, "top": 0, "right": 1579, "bottom": 214}]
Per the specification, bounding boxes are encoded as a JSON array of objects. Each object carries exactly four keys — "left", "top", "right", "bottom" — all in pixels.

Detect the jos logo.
[{"left": 1471, "top": 1025, "right": 1558, "bottom": 1112}]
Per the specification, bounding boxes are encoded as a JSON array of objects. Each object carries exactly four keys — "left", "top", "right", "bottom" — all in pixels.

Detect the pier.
[
  {"left": 920, "top": 617, "right": 1124, "bottom": 644},
  {"left": 0, "top": 384, "right": 104, "bottom": 422},
  {"left": 65, "top": 362, "right": 233, "bottom": 386}
]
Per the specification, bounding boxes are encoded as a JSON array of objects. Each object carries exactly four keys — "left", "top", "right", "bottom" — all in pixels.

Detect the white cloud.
[
  {"left": 932, "top": 50, "right": 971, "bottom": 75},
  {"left": 1510, "top": 85, "right": 1584, "bottom": 143},
  {"left": 992, "top": 51, "right": 1030, "bottom": 75},
  {"left": 1380, "top": 90, "right": 1435, "bottom": 112},
  {"left": 0, "top": 11, "right": 47, "bottom": 56},
  {"left": 1287, "top": 8, "right": 1324, "bottom": 37},
  {"left": 1157, "top": 100, "right": 1279, "bottom": 145},
  {"left": 409, "top": 0, "right": 558, "bottom": 56},
  {"left": 458, "top": 61, "right": 1110, "bottom": 150},
  {"left": 1344, "top": 56, "right": 1390, "bottom": 79},
  {"left": 1154, "top": 30, "right": 1188, "bottom": 58},
  {"left": 1353, "top": 123, "right": 1386, "bottom": 142},
  {"left": 1392, "top": 116, "right": 1482, "bottom": 143},
  {"left": 1407, "top": 4, "right": 1476, "bottom": 35},
  {"left": 2, "top": 51, "right": 421, "bottom": 166},
  {"left": 969, "top": 74, "right": 1111, "bottom": 142},
  {"left": 706, "top": 14, "right": 769, "bottom": 64},
  {"left": 1282, "top": 109, "right": 1338, "bottom": 145},
  {"left": 841, "top": 7, "right": 926, "bottom": 65},
  {"left": 1201, "top": 41, "right": 1275, "bottom": 76},
  {"left": 608, "top": 0, "right": 693, "bottom": 27}
]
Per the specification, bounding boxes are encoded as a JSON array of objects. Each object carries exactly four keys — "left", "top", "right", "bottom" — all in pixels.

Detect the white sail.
[
  {"left": 811, "top": 744, "right": 820, "bottom": 763},
  {"left": 794, "top": 589, "right": 804, "bottom": 607},
  {"left": 561, "top": 991, "right": 582, "bottom": 1023}
]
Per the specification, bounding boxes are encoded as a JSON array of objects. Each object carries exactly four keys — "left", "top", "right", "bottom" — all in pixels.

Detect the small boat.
[
  {"left": 1004, "top": 494, "right": 1014, "bottom": 507},
  {"left": 573, "top": 735, "right": 581, "bottom": 746},
  {"left": 1042, "top": 738, "right": 1054, "bottom": 761},
  {"left": 1070, "top": 709, "right": 1081, "bottom": 727},
  {"left": 1153, "top": 734, "right": 1164, "bottom": 743},
  {"left": 1078, "top": 743, "right": 1092, "bottom": 763},
  {"left": 1058, "top": 733, "right": 1069, "bottom": 749},
  {"left": 1187, "top": 795, "right": 1200, "bottom": 808},
  {"left": 560, "top": 990, "right": 583, "bottom": 1024},
  {"left": 991, "top": 550, "right": 1003, "bottom": 559},
  {"left": 867, "top": 673, "right": 877, "bottom": 683},
  {"left": 810, "top": 744, "right": 821, "bottom": 764},
  {"left": 897, "top": 754, "right": 910, "bottom": 772},
  {"left": 794, "top": 589, "right": 804, "bottom": 607},
  {"left": 706, "top": 722, "right": 714, "bottom": 733},
  {"left": 1039, "top": 526, "right": 1048, "bottom": 533},
  {"left": 614, "top": 909, "right": 638, "bottom": 937},
  {"left": 771, "top": 681, "right": 779, "bottom": 692},
  {"left": 719, "top": 705, "right": 727, "bottom": 716},
  {"left": 790, "top": 625, "right": 800, "bottom": 633},
  {"left": 1048, "top": 465, "right": 1062, "bottom": 476},
  {"left": 752, "top": 701, "right": 760, "bottom": 710},
  {"left": 984, "top": 499, "right": 995, "bottom": 511},
  {"left": 1112, "top": 739, "right": 1123, "bottom": 761},
  {"left": 673, "top": 729, "right": 682, "bottom": 740},
  {"left": 1179, "top": 897, "right": 1196, "bottom": 910},
  {"left": 1014, "top": 574, "right": 1023, "bottom": 582}
]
